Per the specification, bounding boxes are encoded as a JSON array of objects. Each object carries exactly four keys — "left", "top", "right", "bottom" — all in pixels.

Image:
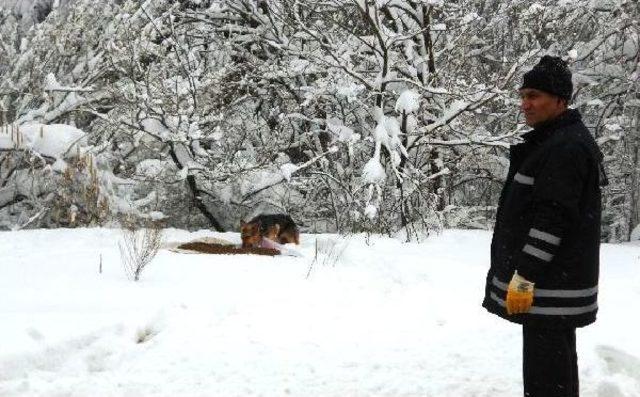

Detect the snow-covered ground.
[{"left": 1, "top": 228, "right": 639, "bottom": 397}]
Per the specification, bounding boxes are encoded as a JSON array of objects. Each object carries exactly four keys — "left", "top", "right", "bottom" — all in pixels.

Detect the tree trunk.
[{"left": 169, "top": 144, "right": 225, "bottom": 232}]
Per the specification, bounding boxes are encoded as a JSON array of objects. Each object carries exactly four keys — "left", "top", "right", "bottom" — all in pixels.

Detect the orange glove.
[{"left": 506, "top": 271, "right": 535, "bottom": 315}]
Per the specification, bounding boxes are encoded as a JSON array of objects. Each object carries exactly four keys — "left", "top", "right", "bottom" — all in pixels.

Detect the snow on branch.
[
  {"left": 240, "top": 146, "right": 339, "bottom": 202},
  {"left": 43, "top": 73, "right": 94, "bottom": 93},
  {"left": 421, "top": 49, "right": 540, "bottom": 135}
]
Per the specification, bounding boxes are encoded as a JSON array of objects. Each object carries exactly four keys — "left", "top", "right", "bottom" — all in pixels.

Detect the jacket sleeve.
[{"left": 515, "top": 142, "right": 590, "bottom": 281}]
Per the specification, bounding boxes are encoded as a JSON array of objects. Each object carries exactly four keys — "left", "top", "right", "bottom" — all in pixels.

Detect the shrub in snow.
[
  {"left": 119, "top": 223, "right": 163, "bottom": 282},
  {"left": 0, "top": 123, "right": 112, "bottom": 229},
  {"left": 306, "top": 235, "right": 352, "bottom": 278},
  {"left": 49, "top": 154, "right": 110, "bottom": 227}
]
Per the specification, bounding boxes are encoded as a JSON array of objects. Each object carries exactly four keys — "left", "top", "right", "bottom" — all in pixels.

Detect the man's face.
[{"left": 519, "top": 88, "right": 567, "bottom": 127}]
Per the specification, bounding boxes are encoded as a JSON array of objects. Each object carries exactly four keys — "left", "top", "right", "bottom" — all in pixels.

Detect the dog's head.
[{"left": 240, "top": 221, "right": 262, "bottom": 248}]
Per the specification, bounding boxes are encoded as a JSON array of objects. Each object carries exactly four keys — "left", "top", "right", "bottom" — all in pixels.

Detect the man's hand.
[{"left": 506, "top": 271, "right": 535, "bottom": 315}]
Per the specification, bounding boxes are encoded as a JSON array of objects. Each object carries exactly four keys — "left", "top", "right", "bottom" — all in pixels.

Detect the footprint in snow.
[
  {"left": 596, "top": 345, "right": 640, "bottom": 380},
  {"left": 595, "top": 345, "right": 640, "bottom": 396}
]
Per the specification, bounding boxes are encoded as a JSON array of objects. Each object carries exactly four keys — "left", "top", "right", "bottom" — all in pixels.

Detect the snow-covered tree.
[{"left": 0, "top": 0, "right": 637, "bottom": 240}]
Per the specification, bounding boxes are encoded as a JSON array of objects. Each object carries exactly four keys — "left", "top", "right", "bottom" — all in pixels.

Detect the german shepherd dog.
[{"left": 240, "top": 214, "right": 300, "bottom": 248}]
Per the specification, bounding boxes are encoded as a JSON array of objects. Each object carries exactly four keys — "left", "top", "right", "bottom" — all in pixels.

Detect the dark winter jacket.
[{"left": 482, "top": 109, "right": 605, "bottom": 328}]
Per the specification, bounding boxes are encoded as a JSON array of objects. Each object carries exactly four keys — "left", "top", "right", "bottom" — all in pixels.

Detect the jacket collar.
[{"left": 521, "top": 109, "right": 582, "bottom": 145}]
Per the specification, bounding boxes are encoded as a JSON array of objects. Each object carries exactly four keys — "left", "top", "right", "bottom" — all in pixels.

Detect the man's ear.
[{"left": 558, "top": 97, "right": 569, "bottom": 108}]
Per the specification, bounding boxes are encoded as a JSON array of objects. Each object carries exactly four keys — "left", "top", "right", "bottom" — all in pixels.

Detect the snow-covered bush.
[{"left": 49, "top": 154, "right": 110, "bottom": 227}]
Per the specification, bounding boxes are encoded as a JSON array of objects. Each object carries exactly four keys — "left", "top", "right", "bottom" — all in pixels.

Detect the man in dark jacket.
[{"left": 482, "top": 55, "right": 606, "bottom": 397}]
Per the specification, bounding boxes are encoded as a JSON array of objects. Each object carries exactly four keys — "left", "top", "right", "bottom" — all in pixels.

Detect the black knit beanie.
[{"left": 520, "top": 55, "right": 573, "bottom": 101}]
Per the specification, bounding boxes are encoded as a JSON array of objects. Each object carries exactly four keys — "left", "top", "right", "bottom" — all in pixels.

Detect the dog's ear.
[{"left": 240, "top": 220, "right": 246, "bottom": 227}]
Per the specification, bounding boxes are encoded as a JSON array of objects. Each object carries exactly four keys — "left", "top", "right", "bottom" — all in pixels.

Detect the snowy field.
[{"left": 1, "top": 228, "right": 639, "bottom": 397}]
